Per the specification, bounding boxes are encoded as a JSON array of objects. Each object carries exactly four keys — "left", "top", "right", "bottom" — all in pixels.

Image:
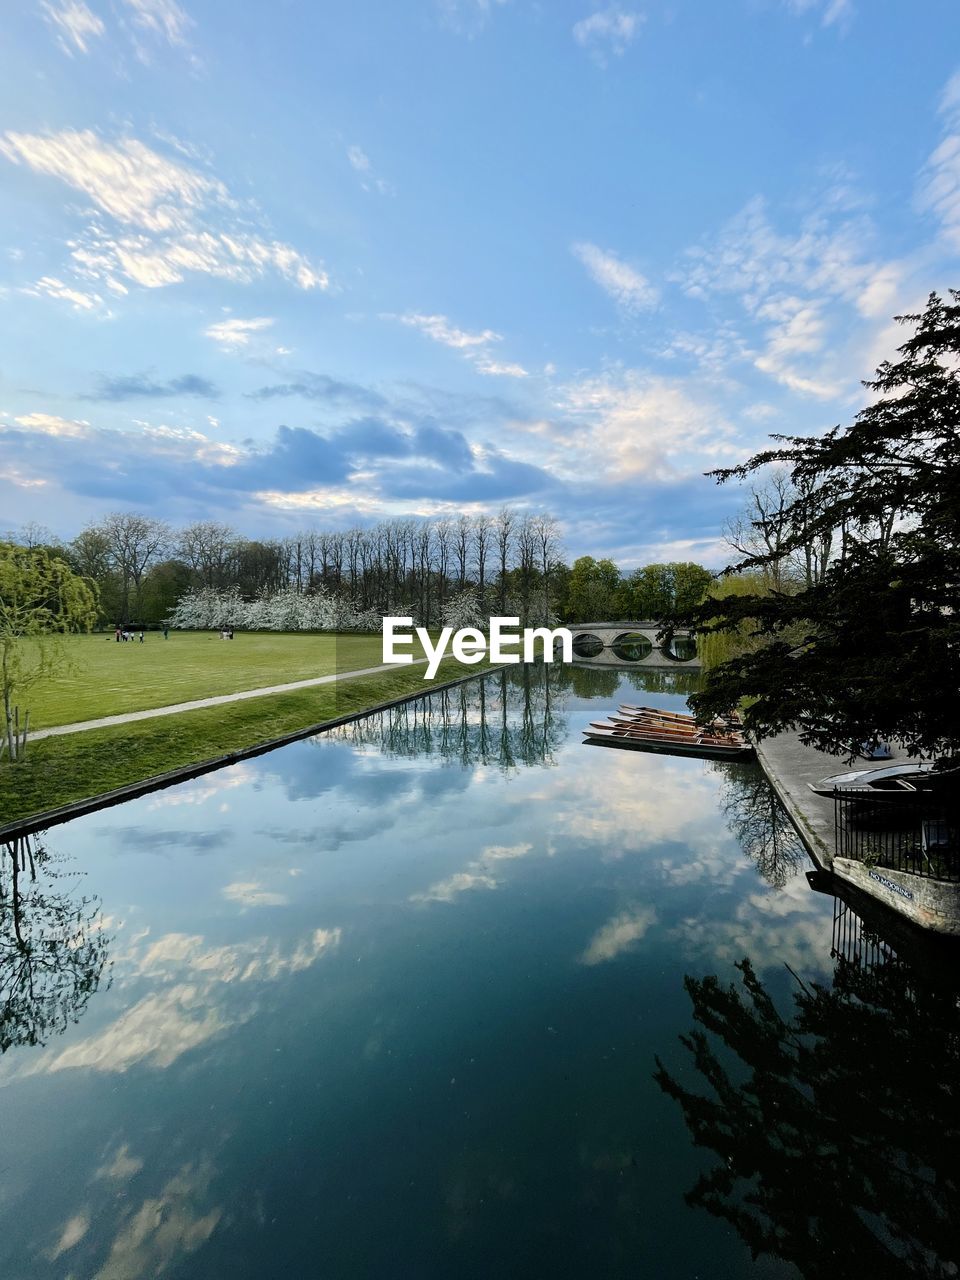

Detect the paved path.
[
  {"left": 755, "top": 731, "right": 914, "bottom": 867},
  {"left": 32, "top": 659, "right": 430, "bottom": 741}
]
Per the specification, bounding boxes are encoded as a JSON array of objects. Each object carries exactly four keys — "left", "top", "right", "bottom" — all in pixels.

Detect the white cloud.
[
  {"left": 10, "top": 411, "right": 90, "bottom": 438},
  {"left": 556, "top": 370, "right": 740, "bottom": 481},
  {"left": 397, "top": 311, "right": 499, "bottom": 349},
  {"left": 204, "top": 316, "right": 275, "bottom": 349},
  {"left": 579, "top": 905, "right": 657, "bottom": 965},
  {"left": 783, "top": 0, "right": 854, "bottom": 28},
  {"left": 347, "top": 145, "right": 370, "bottom": 173},
  {"left": 752, "top": 294, "right": 841, "bottom": 397},
  {"left": 23, "top": 274, "right": 103, "bottom": 311},
  {"left": 40, "top": 0, "right": 105, "bottom": 54},
  {"left": 573, "top": 7, "right": 642, "bottom": 61},
  {"left": 346, "top": 143, "right": 395, "bottom": 196},
  {"left": 436, "top": 0, "right": 509, "bottom": 36},
  {"left": 679, "top": 194, "right": 902, "bottom": 395},
  {"left": 121, "top": 0, "right": 192, "bottom": 45},
  {"left": 0, "top": 129, "right": 224, "bottom": 231},
  {"left": 0, "top": 467, "right": 48, "bottom": 489},
  {"left": 0, "top": 128, "right": 327, "bottom": 294},
  {"left": 393, "top": 311, "right": 528, "bottom": 376},
  {"left": 473, "top": 354, "right": 529, "bottom": 378},
  {"left": 572, "top": 241, "right": 658, "bottom": 311},
  {"left": 918, "top": 68, "right": 960, "bottom": 251}
]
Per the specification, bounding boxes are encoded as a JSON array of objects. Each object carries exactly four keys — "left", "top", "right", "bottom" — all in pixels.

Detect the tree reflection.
[
  {"left": 623, "top": 668, "right": 702, "bottom": 697},
  {"left": 328, "top": 665, "right": 570, "bottom": 769},
  {"left": 0, "top": 833, "right": 110, "bottom": 1052},
  {"left": 566, "top": 665, "right": 620, "bottom": 699},
  {"left": 714, "top": 762, "right": 806, "bottom": 888},
  {"left": 654, "top": 913, "right": 960, "bottom": 1278}
]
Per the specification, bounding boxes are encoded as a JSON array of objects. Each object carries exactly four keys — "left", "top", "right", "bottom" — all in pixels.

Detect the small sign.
[{"left": 868, "top": 870, "right": 914, "bottom": 901}]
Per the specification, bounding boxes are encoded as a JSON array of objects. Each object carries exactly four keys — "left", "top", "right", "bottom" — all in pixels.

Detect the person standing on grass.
[
  {"left": 163, "top": 624, "right": 169, "bottom": 640},
  {"left": 115, "top": 624, "right": 121, "bottom": 642},
  {"left": 139, "top": 629, "right": 144, "bottom": 643}
]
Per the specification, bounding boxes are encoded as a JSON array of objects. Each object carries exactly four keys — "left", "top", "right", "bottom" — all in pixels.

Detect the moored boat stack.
[{"left": 582, "top": 704, "right": 753, "bottom": 761}]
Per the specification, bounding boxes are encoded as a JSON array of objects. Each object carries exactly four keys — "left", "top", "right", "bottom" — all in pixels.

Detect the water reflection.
[
  {"left": 0, "top": 833, "right": 110, "bottom": 1052},
  {"left": 714, "top": 762, "right": 806, "bottom": 889},
  {"left": 568, "top": 664, "right": 701, "bottom": 699},
  {"left": 5, "top": 663, "right": 947, "bottom": 1279},
  {"left": 326, "top": 663, "right": 570, "bottom": 769},
  {"left": 655, "top": 880, "right": 960, "bottom": 1278}
]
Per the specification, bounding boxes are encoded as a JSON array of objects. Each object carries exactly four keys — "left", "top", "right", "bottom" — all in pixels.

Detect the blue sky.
[{"left": 1, "top": 0, "right": 958, "bottom": 566}]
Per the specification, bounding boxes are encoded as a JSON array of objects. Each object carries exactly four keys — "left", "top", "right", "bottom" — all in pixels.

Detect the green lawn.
[
  {"left": 0, "top": 655, "right": 491, "bottom": 828},
  {"left": 24, "top": 630, "right": 427, "bottom": 729}
]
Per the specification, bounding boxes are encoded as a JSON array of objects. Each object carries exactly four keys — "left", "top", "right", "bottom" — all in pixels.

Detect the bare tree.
[
  {"left": 495, "top": 507, "right": 515, "bottom": 613},
  {"left": 93, "top": 512, "right": 169, "bottom": 622},
  {"left": 473, "top": 513, "right": 492, "bottom": 606},
  {"left": 176, "top": 521, "right": 237, "bottom": 589}
]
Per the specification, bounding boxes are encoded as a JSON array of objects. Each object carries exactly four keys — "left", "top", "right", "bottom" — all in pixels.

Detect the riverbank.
[
  {"left": 0, "top": 657, "right": 491, "bottom": 833},
  {"left": 755, "top": 732, "right": 960, "bottom": 935}
]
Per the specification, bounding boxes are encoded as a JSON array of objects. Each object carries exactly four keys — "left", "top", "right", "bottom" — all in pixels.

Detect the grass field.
[
  {"left": 0, "top": 654, "right": 490, "bottom": 828},
  {"left": 22, "top": 630, "right": 428, "bottom": 729}
]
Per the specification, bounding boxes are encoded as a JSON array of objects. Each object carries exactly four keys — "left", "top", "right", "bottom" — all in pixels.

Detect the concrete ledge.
[
  {"left": 755, "top": 730, "right": 960, "bottom": 935},
  {"left": 832, "top": 857, "right": 960, "bottom": 936}
]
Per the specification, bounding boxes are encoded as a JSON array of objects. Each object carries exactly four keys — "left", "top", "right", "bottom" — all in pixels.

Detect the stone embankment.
[{"left": 755, "top": 732, "right": 960, "bottom": 936}]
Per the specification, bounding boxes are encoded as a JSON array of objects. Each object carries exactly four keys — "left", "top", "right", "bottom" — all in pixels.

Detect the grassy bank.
[
  {"left": 21, "top": 631, "right": 426, "bottom": 729},
  {"left": 0, "top": 656, "right": 489, "bottom": 828}
]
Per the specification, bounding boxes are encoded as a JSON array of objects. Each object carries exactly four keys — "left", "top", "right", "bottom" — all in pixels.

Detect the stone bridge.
[{"left": 565, "top": 621, "right": 700, "bottom": 668}]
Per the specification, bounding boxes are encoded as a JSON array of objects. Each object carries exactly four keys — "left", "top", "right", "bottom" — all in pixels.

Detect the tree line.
[{"left": 6, "top": 511, "right": 714, "bottom": 629}]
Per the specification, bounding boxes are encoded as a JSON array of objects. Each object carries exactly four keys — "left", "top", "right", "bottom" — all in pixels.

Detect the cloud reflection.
[
  {"left": 410, "top": 842, "right": 534, "bottom": 904},
  {"left": 579, "top": 906, "right": 658, "bottom": 965},
  {"left": 3, "top": 926, "right": 341, "bottom": 1081}
]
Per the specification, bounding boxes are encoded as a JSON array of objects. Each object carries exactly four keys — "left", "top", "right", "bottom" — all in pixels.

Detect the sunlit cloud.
[
  {"left": 204, "top": 316, "right": 275, "bottom": 349},
  {"left": 391, "top": 311, "right": 528, "bottom": 377},
  {"left": 23, "top": 274, "right": 103, "bottom": 311},
  {"left": 10, "top": 411, "right": 90, "bottom": 438},
  {"left": 0, "top": 129, "right": 327, "bottom": 294}
]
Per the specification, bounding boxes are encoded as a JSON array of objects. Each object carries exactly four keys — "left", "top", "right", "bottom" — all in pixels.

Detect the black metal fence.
[{"left": 834, "top": 789, "right": 960, "bottom": 882}]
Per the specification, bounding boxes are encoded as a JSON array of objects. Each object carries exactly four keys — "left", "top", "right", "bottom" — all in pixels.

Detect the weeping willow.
[{"left": 696, "top": 572, "right": 774, "bottom": 671}]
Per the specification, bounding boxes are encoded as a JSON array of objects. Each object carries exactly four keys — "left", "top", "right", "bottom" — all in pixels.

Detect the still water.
[{"left": 0, "top": 665, "right": 956, "bottom": 1279}]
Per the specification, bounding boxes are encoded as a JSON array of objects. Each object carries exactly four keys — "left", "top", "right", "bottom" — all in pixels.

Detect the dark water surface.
[{"left": 1, "top": 666, "right": 957, "bottom": 1278}]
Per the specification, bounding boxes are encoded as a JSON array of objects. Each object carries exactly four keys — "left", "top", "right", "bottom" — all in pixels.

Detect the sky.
[{"left": 1, "top": 0, "right": 959, "bottom": 568}]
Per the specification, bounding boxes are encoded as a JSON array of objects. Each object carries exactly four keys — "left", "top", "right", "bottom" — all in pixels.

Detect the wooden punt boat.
[
  {"left": 589, "top": 720, "right": 747, "bottom": 747},
  {"left": 583, "top": 725, "right": 754, "bottom": 761},
  {"left": 583, "top": 701, "right": 753, "bottom": 760},
  {"left": 589, "top": 723, "right": 748, "bottom": 750},
  {"left": 618, "top": 704, "right": 743, "bottom": 730}
]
